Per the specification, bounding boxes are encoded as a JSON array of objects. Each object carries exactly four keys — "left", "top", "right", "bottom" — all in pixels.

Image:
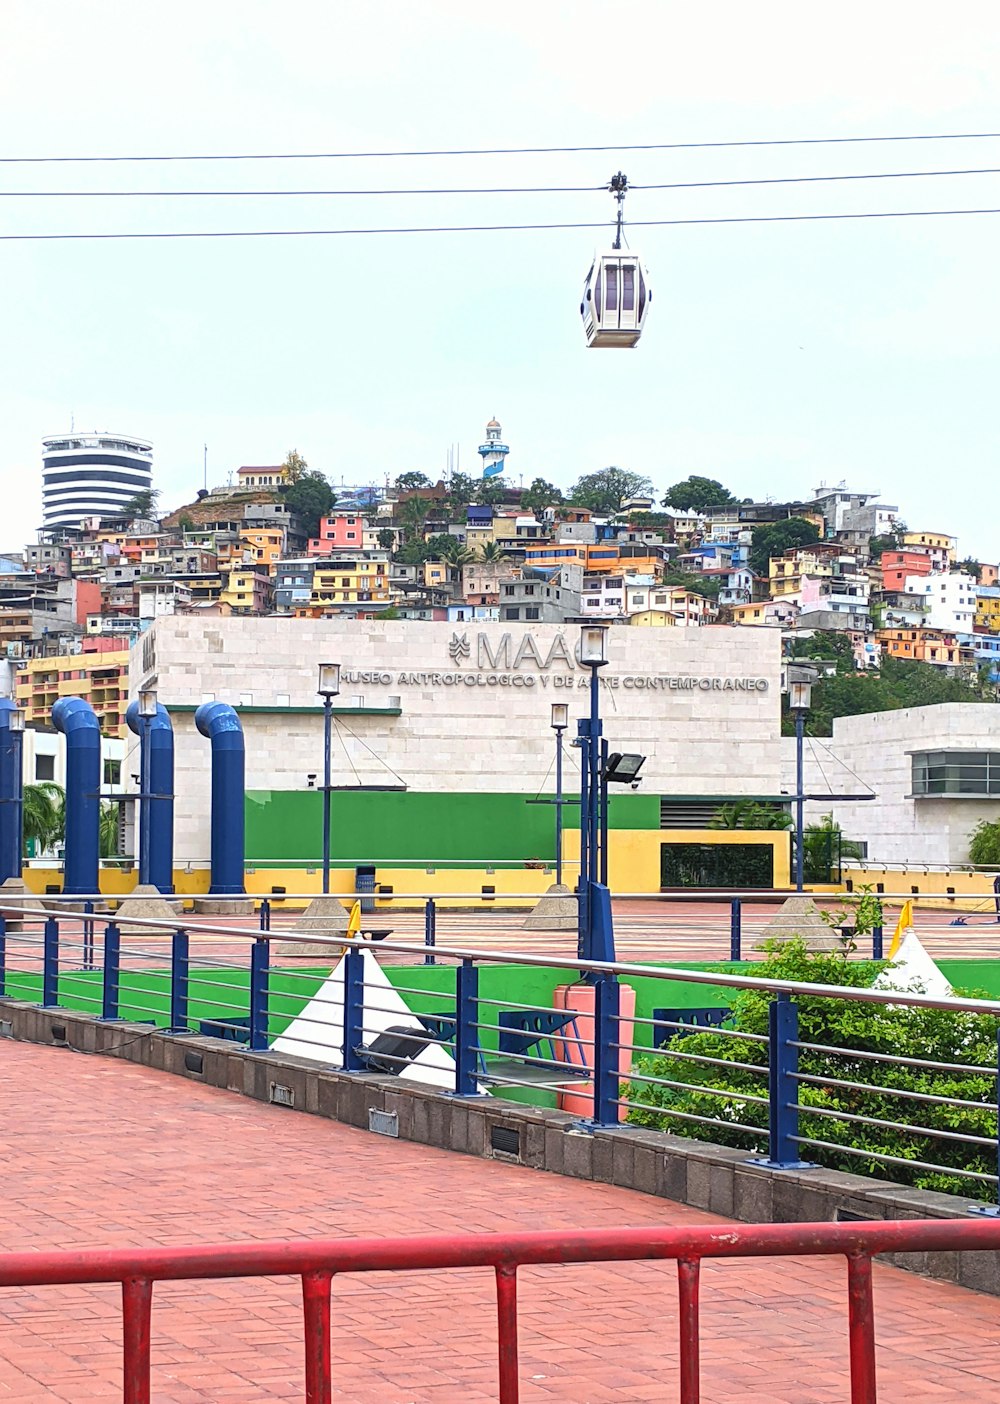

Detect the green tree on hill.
[
  {"left": 569, "top": 466, "right": 654, "bottom": 516},
  {"left": 282, "top": 471, "right": 334, "bottom": 538},
  {"left": 749, "top": 516, "right": 821, "bottom": 576},
  {"left": 661, "top": 475, "right": 737, "bottom": 512}
]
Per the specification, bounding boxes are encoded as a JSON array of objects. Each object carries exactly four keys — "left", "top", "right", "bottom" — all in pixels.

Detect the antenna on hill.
[{"left": 203, "top": 443, "right": 208, "bottom": 492}]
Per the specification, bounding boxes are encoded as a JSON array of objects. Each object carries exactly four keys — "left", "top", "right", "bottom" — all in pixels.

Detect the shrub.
[{"left": 626, "top": 939, "right": 998, "bottom": 1202}]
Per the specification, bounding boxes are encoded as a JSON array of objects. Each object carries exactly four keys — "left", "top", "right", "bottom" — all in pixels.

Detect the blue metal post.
[
  {"left": 872, "top": 925, "right": 883, "bottom": 960},
  {"left": 342, "top": 944, "right": 365, "bottom": 1071},
  {"left": 454, "top": 959, "right": 480, "bottom": 1096},
  {"left": 249, "top": 938, "right": 269, "bottom": 1051},
  {"left": 194, "top": 702, "right": 246, "bottom": 897},
  {"left": 554, "top": 725, "right": 564, "bottom": 887},
  {"left": 591, "top": 975, "right": 621, "bottom": 1127},
  {"left": 730, "top": 898, "right": 742, "bottom": 962},
  {"left": 101, "top": 922, "right": 120, "bottom": 1020},
  {"left": 0, "top": 913, "right": 6, "bottom": 997},
  {"left": 599, "top": 736, "right": 609, "bottom": 887},
  {"left": 0, "top": 699, "right": 24, "bottom": 886},
  {"left": 764, "top": 993, "right": 810, "bottom": 1168},
  {"left": 259, "top": 898, "right": 271, "bottom": 933},
  {"left": 52, "top": 698, "right": 101, "bottom": 898},
  {"left": 795, "top": 708, "right": 805, "bottom": 893},
  {"left": 42, "top": 916, "right": 59, "bottom": 1007},
  {"left": 588, "top": 666, "right": 601, "bottom": 899},
  {"left": 170, "top": 928, "right": 189, "bottom": 1032},
  {"left": 423, "top": 898, "right": 437, "bottom": 966},
  {"left": 322, "top": 696, "right": 332, "bottom": 895},
  {"left": 576, "top": 718, "right": 590, "bottom": 961},
  {"left": 139, "top": 713, "right": 151, "bottom": 886}
]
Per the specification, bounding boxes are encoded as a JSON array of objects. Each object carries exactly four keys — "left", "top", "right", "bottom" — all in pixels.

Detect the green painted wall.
[{"left": 245, "top": 788, "right": 661, "bottom": 865}]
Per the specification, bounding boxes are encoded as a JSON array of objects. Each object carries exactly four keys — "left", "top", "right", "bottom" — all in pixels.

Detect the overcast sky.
[{"left": 1, "top": 1, "right": 998, "bottom": 557}]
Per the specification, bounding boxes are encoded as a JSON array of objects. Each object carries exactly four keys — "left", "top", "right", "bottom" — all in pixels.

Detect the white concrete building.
[
  {"left": 904, "top": 572, "right": 978, "bottom": 633},
  {"left": 782, "top": 704, "right": 1000, "bottom": 866},
  {"left": 130, "top": 617, "right": 782, "bottom": 865}
]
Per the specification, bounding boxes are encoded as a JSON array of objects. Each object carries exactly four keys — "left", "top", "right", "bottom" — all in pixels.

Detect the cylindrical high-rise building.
[{"left": 41, "top": 431, "right": 153, "bottom": 531}]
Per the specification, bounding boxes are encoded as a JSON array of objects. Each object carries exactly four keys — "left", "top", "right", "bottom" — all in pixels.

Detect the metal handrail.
[
  {"left": 3, "top": 900, "right": 1000, "bottom": 1016},
  {"left": 1, "top": 1220, "right": 997, "bottom": 1403}
]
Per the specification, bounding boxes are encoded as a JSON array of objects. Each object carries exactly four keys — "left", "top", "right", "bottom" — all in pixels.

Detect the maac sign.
[
  {"left": 342, "top": 629, "right": 769, "bottom": 693},
  {"left": 449, "top": 630, "right": 577, "bottom": 670}
]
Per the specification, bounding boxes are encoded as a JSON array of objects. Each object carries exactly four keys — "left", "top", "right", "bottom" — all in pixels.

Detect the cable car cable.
[
  {"left": 2, "top": 131, "right": 1000, "bottom": 163},
  {"left": 3, "top": 166, "right": 998, "bottom": 199},
  {"left": 4, "top": 205, "right": 1000, "bottom": 239}
]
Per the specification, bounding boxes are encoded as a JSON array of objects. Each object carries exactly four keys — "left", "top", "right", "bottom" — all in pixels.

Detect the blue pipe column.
[
  {"left": 194, "top": 701, "right": 246, "bottom": 896},
  {"left": 125, "top": 701, "right": 175, "bottom": 893},
  {"left": 0, "top": 699, "right": 24, "bottom": 885},
  {"left": 51, "top": 697, "right": 101, "bottom": 897}
]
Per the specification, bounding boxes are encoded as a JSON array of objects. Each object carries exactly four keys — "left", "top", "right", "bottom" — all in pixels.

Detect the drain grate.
[
  {"left": 490, "top": 1125, "right": 521, "bottom": 1158},
  {"left": 0, "top": 1020, "right": 12, "bottom": 1039},
  {"left": 369, "top": 1108, "right": 399, "bottom": 1138},
  {"left": 268, "top": 1082, "right": 294, "bottom": 1108}
]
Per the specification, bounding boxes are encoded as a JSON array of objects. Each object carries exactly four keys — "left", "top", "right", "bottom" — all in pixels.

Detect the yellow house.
[
  {"left": 16, "top": 649, "right": 130, "bottom": 737},
  {"left": 219, "top": 568, "right": 272, "bottom": 615},
  {"left": 629, "top": 609, "right": 678, "bottom": 627},
  {"left": 902, "top": 531, "right": 957, "bottom": 564},
  {"left": 236, "top": 465, "right": 290, "bottom": 489},
  {"left": 304, "top": 558, "right": 391, "bottom": 612},
  {"left": 975, "top": 594, "right": 1000, "bottom": 632}
]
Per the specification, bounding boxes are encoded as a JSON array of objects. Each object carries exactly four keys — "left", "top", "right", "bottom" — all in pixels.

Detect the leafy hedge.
[{"left": 626, "top": 940, "right": 998, "bottom": 1203}]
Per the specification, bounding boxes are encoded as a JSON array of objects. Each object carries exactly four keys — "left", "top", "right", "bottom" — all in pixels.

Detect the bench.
[{"left": 650, "top": 1007, "right": 732, "bottom": 1049}]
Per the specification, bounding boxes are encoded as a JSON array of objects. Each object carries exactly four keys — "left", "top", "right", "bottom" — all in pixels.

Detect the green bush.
[
  {"left": 969, "top": 819, "right": 1000, "bottom": 867},
  {"left": 627, "top": 939, "right": 998, "bottom": 1202}
]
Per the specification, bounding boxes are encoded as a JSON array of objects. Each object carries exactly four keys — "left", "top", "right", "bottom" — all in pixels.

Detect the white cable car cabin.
[{"left": 581, "top": 252, "right": 650, "bottom": 348}]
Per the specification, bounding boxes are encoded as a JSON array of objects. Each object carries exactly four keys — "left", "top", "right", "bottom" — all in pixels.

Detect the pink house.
[{"left": 307, "top": 514, "right": 367, "bottom": 556}]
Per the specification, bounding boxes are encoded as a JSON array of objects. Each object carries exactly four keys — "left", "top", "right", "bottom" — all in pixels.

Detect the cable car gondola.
[{"left": 580, "top": 172, "right": 651, "bottom": 349}]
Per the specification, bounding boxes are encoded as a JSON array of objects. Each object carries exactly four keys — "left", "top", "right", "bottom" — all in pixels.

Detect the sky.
[{"left": 1, "top": 0, "right": 999, "bottom": 557}]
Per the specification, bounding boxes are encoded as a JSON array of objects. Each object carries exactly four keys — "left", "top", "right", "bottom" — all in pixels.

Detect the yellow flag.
[
  {"left": 346, "top": 900, "right": 362, "bottom": 940},
  {"left": 888, "top": 900, "right": 913, "bottom": 959}
]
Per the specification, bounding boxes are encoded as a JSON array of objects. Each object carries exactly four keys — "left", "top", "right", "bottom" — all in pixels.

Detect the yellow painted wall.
[
  {"left": 844, "top": 865, "right": 1000, "bottom": 913},
  {"left": 560, "top": 828, "right": 791, "bottom": 892}
]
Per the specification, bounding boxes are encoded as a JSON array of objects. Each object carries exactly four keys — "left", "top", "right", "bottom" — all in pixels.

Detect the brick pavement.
[{"left": 1, "top": 1041, "right": 999, "bottom": 1402}]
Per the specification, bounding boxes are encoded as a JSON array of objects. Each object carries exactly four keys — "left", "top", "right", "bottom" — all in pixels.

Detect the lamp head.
[
  {"left": 138, "top": 688, "right": 158, "bottom": 718},
  {"left": 317, "top": 662, "right": 341, "bottom": 698},
  {"left": 579, "top": 624, "right": 609, "bottom": 667},
  {"left": 550, "top": 702, "right": 569, "bottom": 730}
]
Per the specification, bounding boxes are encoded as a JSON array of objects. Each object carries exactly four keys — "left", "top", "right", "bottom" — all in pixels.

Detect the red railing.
[{"left": 0, "top": 1219, "right": 997, "bottom": 1403}]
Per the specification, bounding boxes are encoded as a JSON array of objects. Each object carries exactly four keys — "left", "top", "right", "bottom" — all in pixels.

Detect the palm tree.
[
  {"left": 440, "top": 539, "right": 474, "bottom": 566},
  {"left": 478, "top": 542, "right": 509, "bottom": 564},
  {"left": 396, "top": 495, "right": 433, "bottom": 541},
  {"left": 99, "top": 802, "right": 121, "bottom": 859},
  {"left": 21, "top": 782, "right": 65, "bottom": 856},
  {"left": 708, "top": 800, "right": 792, "bottom": 832}
]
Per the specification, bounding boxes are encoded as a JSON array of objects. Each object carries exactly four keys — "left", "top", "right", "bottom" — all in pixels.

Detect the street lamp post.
[
  {"left": 550, "top": 702, "right": 568, "bottom": 886},
  {"left": 5, "top": 706, "right": 25, "bottom": 881},
  {"left": 137, "top": 688, "right": 157, "bottom": 886},
  {"left": 577, "top": 625, "right": 609, "bottom": 963},
  {"left": 788, "top": 676, "right": 813, "bottom": 893},
  {"left": 317, "top": 663, "right": 341, "bottom": 895}
]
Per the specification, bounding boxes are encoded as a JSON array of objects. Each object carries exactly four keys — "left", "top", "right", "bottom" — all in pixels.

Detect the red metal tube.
[
  {"left": 121, "top": 1277, "right": 152, "bottom": 1404},
  {"left": 1, "top": 1217, "right": 996, "bottom": 1288},
  {"left": 847, "top": 1255, "right": 877, "bottom": 1404},
  {"left": 301, "top": 1269, "right": 333, "bottom": 1404},
  {"left": 495, "top": 1263, "right": 519, "bottom": 1404},
  {"left": 677, "top": 1258, "right": 701, "bottom": 1404}
]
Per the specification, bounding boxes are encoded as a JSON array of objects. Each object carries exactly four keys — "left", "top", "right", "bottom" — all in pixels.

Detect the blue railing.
[{"left": 1, "top": 899, "right": 998, "bottom": 1208}]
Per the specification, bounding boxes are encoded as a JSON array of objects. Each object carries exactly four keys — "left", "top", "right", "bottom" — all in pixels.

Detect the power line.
[
  {"left": 2, "top": 132, "right": 1000, "bottom": 163},
  {"left": 3, "top": 206, "right": 1000, "bottom": 240},
  {"left": 3, "top": 166, "right": 999, "bottom": 198}
]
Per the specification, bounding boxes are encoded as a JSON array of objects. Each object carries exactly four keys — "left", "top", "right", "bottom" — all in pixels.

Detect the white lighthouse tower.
[{"left": 477, "top": 417, "right": 510, "bottom": 478}]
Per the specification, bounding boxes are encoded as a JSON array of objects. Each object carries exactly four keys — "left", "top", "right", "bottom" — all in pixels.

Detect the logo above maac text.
[{"left": 448, "top": 631, "right": 471, "bottom": 663}]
